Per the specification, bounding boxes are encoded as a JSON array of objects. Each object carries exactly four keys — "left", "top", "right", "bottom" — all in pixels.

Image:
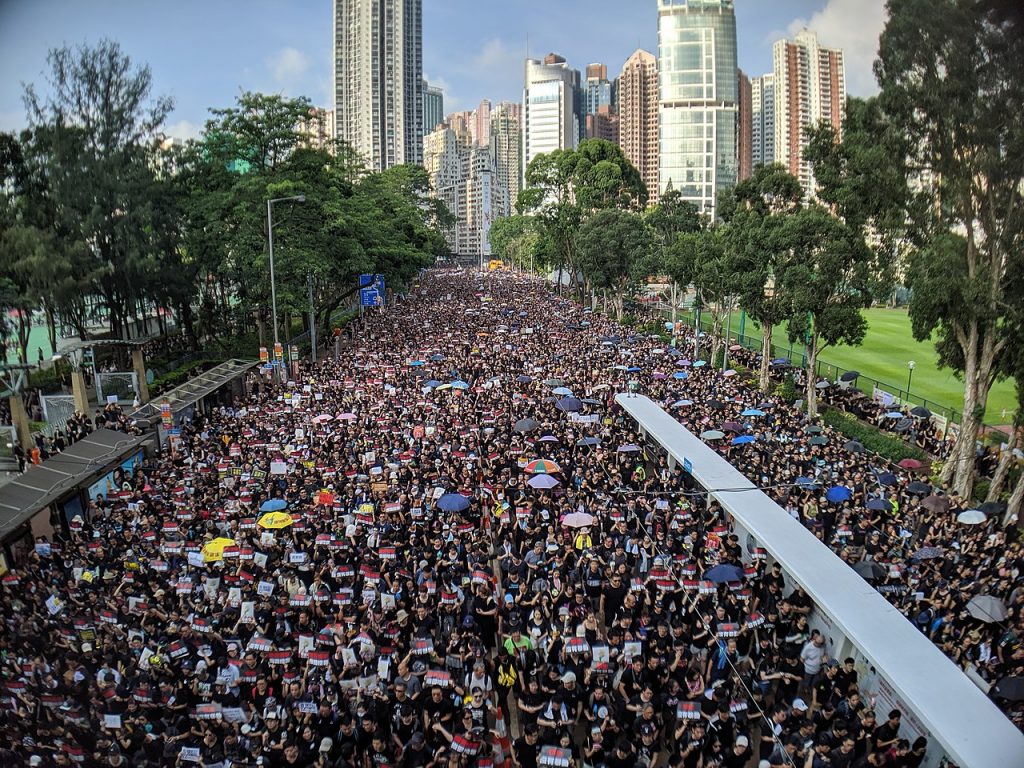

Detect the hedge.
[{"left": 821, "top": 407, "right": 929, "bottom": 463}]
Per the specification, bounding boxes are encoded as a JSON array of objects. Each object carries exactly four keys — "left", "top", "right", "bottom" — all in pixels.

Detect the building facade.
[
  {"left": 523, "top": 54, "right": 581, "bottom": 179},
  {"left": 474, "top": 99, "right": 492, "bottom": 147},
  {"left": 333, "top": 0, "right": 423, "bottom": 171},
  {"left": 297, "top": 108, "right": 336, "bottom": 153},
  {"left": 583, "top": 63, "right": 615, "bottom": 117},
  {"left": 657, "top": 0, "right": 738, "bottom": 218},
  {"left": 618, "top": 48, "right": 659, "bottom": 204},
  {"left": 772, "top": 30, "right": 845, "bottom": 197},
  {"left": 423, "top": 123, "right": 508, "bottom": 257},
  {"left": 750, "top": 73, "right": 775, "bottom": 169},
  {"left": 585, "top": 105, "right": 619, "bottom": 143},
  {"left": 422, "top": 80, "right": 444, "bottom": 137},
  {"left": 490, "top": 101, "right": 522, "bottom": 211},
  {"left": 736, "top": 69, "right": 752, "bottom": 181}
]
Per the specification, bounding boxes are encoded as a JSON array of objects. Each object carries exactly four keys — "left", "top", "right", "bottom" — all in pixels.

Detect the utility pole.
[{"left": 307, "top": 272, "right": 317, "bottom": 363}]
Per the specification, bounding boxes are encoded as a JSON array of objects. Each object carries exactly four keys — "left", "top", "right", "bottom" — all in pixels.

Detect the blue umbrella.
[
  {"left": 555, "top": 397, "right": 583, "bottom": 412},
  {"left": 704, "top": 564, "right": 744, "bottom": 584},
  {"left": 437, "top": 493, "right": 471, "bottom": 512},
  {"left": 883, "top": 411, "right": 903, "bottom": 419},
  {"left": 515, "top": 375, "right": 533, "bottom": 384},
  {"left": 429, "top": 354, "right": 445, "bottom": 362},
  {"left": 731, "top": 435, "right": 756, "bottom": 445},
  {"left": 424, "top": 379, "right": 441, "bottom": 388},
  {"left": 409, "top": 360, "right": 425, "bottom": 367},
  {"left": 692, "top": 360, "right": 707, "bottom": 367},
  {"left": 796, "top": 477, "right": 819, "bottom": 489},
  {"left": 771, "top": 358, "right": 790, "bottom": 366},
  {"left": 552, "top": 386, "right": 574, "bottom": 396},
  {"left": 673, "top": 371, "right": 689, "bottom": 380},
  {"left": 627, "top": 366, "right": 642, "bottom": 373},
  {"left": 866, "top": 498, "right": 894, "bottom": 512},
  {"left": 741, "top": 408, "right": 765, "bottom": 417},
  {"left": 672, "top": 399, "right": 693, "bottom": 407},
  {"left": 877, "top": 472, "right": 899, "bottom": 487},
  {"left": 451, "top": 380, "right": 470, "bottom": 390},
  {"left": 825, "top": 486, "right": 853, "bottom": 503},
  {"left": 260, "top": 499, "right": 288, "bottom": 513}
]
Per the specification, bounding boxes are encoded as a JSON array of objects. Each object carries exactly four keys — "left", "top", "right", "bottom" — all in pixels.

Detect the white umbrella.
[
  {"left": 956, "top": 509, "right": 987, "bottom": 525},
  {"left": 966, "top": 595, "right": 1007, "bottom": 623},
  {"left": 562, "top": 512, "right": 595, "bottom": 528}
]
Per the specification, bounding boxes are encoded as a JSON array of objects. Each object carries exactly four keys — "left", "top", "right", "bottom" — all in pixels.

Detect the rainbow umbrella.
[{"left": 524, "top": 459, "right": 561, "bottom": 475}]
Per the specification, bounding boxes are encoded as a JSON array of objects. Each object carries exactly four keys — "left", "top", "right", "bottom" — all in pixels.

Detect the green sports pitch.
[{"left": 684, "top": 307, "right": 1017, "bottom": 426}]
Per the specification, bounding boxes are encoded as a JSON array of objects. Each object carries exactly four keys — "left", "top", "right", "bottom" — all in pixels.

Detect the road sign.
[
  {"left": 259, "top": 347, "right": 269, "bottom": 363},
  {"left": 273, "top": 342, "right": 283, "bottom": 360},
  {"left": 289, "top": 345, "right": 299, "bottom": 362},
  {"left": 360, "top": 288, "right": 384, "bottom": 307},
  {"left": 683, "top": 458, "right": 693, "bottom": 475}
]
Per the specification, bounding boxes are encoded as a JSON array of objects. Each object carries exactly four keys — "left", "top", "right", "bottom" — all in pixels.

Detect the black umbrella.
[
  {"left": 980, "top": 500, "right": 1007, "bottom": 516},
  {"left": 513, "top": 418, "right": 539, "bottom": 433},
  {"left": 844, "top": 440, "right": 865, "bottom": 453},
  {"left": 992, "top": 676, "right": 1024, "bottom": 702},
  {"left": 906, "top": 481, "right": 931, "bottom": 496},
  {"left": 840, "top": 370, "right": 860, "bottom": 382},
  {"left": 708, "top": 399, "right": 725, "bottom": 410},
  {"left": 854, "top": 560, "right": 887, "bottom": 581},
  {"left": 877, "top": 472, "right": 899, "bottom": 487},
  {"left": 910, "top": 405, "right": 932, "bottom": 418}
]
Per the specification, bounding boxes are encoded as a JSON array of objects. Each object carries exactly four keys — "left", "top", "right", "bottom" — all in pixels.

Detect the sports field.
[{"left": 686, "top": 307, "right": 1017, "bottom": 425}]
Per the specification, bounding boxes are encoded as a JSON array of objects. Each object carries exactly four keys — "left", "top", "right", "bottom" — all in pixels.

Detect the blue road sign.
[
  {"left": 683, "top": 458, "right": 693, "bottom": 474},
  {"left": 359, "top": 273, "right": 375, "bottom": 287},
  {"left": 360, "top": 288, "right": 384, "bottom": 307}
]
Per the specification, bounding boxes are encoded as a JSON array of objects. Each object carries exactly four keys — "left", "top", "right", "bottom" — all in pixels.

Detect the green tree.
[
  {"left": 719, "top": 164, "right": 803, "bottom": 391},
  {"left": 875, "top": 0, "right": 1024, "bottom": 497},
  {"left": 674, "top": 228, "right": 740, "bottom": 367},
  {"left": 23, "top": 40, "right": 178, "bottom": 340},
  {"left": 577, "top": 209, "right": 653, "bottom": 319},
  {"left": 644, "top": 189, "right": 704, "bottom": 322},
  {"left": 776, "top": 205, "right": 878, "bottom": 418},
  {"left": 488, "top": 215, "right": 541, "bottom": 272}
]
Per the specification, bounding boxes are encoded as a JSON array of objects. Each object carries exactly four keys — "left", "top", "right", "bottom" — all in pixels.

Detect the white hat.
[{"left": 792, "top": 698, "right": 808, "bottom": 711}]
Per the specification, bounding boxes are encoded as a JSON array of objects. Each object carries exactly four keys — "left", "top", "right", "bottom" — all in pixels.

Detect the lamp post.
[
  {"left": 267, "top": 194, "right": 305, "bottom": 381},
  {"left": 907, "top": 360, "right": 916, "bottom": 397}
]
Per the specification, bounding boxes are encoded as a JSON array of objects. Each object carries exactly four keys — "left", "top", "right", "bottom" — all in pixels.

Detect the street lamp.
[
  {"left": 267, "top": 194, "right": 305, "bottom": 379},
  {"left": 907, "top": 360, "right": 916, "bottom": 396}
]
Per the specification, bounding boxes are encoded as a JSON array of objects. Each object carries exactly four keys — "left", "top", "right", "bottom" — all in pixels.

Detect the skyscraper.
[
  {"left": 736, "top": 69, "right": 752, "bottom": 181},
  {"left": 657, "top": 0, "right": 738, "bottom": 218},
  {"left": 583, "top": 63, "right": 615, "bottom": 117},
  {"left": 422, "top": 80, "right": 444, "bottom": 136},
  {"left": 772, "top": 30, "right": 845, "bottom": 197},
  {"left": 585, "top": 105, "right": 619, "bottom": 143},
  {"left": 750, "top": 74, "right": 775, "bottom": 169},
  {"left": 523, "top": 54, "right": 581, "bottom": 178},
  {"left": 297, "top": 108, "right": 336, "bottom": 154},
  {"left": 618, "top": 49, "right": 659, "bottom": 202},
  {"left": 333, "top": 0, "right": 423, "bottom": 171},
  {"left": 474, "top": 99, "right": 492, "bottom": 147},
  {"left": 490, "top": 101, "right": 522, "bottom": 211}
]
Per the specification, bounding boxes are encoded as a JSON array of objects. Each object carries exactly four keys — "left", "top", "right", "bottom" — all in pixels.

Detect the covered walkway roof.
[
  {"left": 130, "top": 358, "right": 257, "bottom": 421},
  {"left": 0, "top": 428, "right": 147, "bottom": 540},
  {"left": 616, "top": 393, "right": 1024, "bottom": 768}
]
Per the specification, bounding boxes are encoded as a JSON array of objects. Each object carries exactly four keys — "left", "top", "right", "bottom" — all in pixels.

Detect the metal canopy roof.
[
  {"left": 0, "top": 428, "right": 147, "bottom": 539},
  {"left": 130, "top": 358, "right": 257, "bottom": 420},
  {"left": 615, "top": 393, "right": 1024, "bottom": 768}
]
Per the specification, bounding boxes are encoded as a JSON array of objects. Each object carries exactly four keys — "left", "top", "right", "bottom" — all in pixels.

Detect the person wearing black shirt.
[
  {"left": 601, "top": 574, "right": 629, "bottom": 628},
  {"left": 511, "top": 725, "right": 541, "bottom": 768}
]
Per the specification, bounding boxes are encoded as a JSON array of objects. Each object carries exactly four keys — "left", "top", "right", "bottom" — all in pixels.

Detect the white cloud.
[
  {"left": 788, "top": 0, "right": 888, "bottom": 96},
  {"left": 164, "top": 119, "right": 201, "bottom": 141},
  {"left": 267, "top": 46, "right": 311, "bottom": 86},
  {"left": 424, "top": 72, "right": 458, "bottom": 109}
]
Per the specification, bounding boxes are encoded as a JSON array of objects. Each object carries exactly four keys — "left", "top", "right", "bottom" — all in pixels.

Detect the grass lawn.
[{"left": 682, "top": 307, "right": 1017, "bottom": 425}]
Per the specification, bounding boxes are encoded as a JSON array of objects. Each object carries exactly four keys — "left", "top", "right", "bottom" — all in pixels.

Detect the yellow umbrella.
[
  {"left": 201, "top": 537, "right": 236, "bottom": 562},
  {"left": 258, "top": 512, "right": 294, "bottom": 530}
]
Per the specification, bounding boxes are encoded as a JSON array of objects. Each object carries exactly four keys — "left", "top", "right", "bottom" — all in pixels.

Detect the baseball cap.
[
  {"left": 320, "top": 737, "right": 334, "bottom": 753},
  {"left": 792, "top": 698, "right": 809, "bottom": 712},
  {"left": 736, "top": 735, "right": 749, "bottom": 748}
]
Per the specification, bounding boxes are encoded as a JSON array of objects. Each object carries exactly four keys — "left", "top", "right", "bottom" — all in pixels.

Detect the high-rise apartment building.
[
  {"left": 422, "top": 80, "right": 444, "bottom": 136},
  {"left": 657, "top": 0, "right": 738, "bottom": 218},
  {"left": 333, "top": 0, "right": 423, "bottom": 171},
  {"left": 772, "top": 30, "right": 845, "bottom": 197},
  {"left": 423, "top": 122, "right": 508, "bottom": 256},
  {"left": 585, "top": 105, "right": 619, "bottom": 143},
  {"left": 490, "top": 101, "right": 522, "bottom": 212},
  {"left": 736, "top": 70, "right": 752, "bottom": 181},
  {"left": 583, "top": 63, "right": 615, "bottom": 116},
  {"left": 523, "top": 54, "right": 581, "bottom": 178},
  {"left": 619, "top": 48, "right": 659, "bottom": 203},
  {"left": 297, "top": 108, "right": 336, "bottom": 153},
  {"left": 750, "top": 74, "right": 775, "bottom": 169},
  {"left": 474, "top": 100, "right": 492, "bottom": 148}
]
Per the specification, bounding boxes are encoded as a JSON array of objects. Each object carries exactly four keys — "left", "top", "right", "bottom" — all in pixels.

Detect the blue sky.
[{"left": 0, "top": 0, "right": 886, "bottom": 139}]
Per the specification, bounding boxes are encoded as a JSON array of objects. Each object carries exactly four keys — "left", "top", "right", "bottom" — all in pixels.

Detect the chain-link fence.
[
  {"left": 39, "top": 394, "right": 77, "bottom": 437},
  {"left": 95, "top": 371, "right": 139, "bottom": 405},
  {"left": 657, "top": 304, "right": 1011, "bottom": 445}
]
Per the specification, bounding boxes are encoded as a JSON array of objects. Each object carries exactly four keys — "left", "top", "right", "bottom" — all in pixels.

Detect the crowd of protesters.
[{"left": 0, "top": 269, "right": 1019, "bottom": 768}]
